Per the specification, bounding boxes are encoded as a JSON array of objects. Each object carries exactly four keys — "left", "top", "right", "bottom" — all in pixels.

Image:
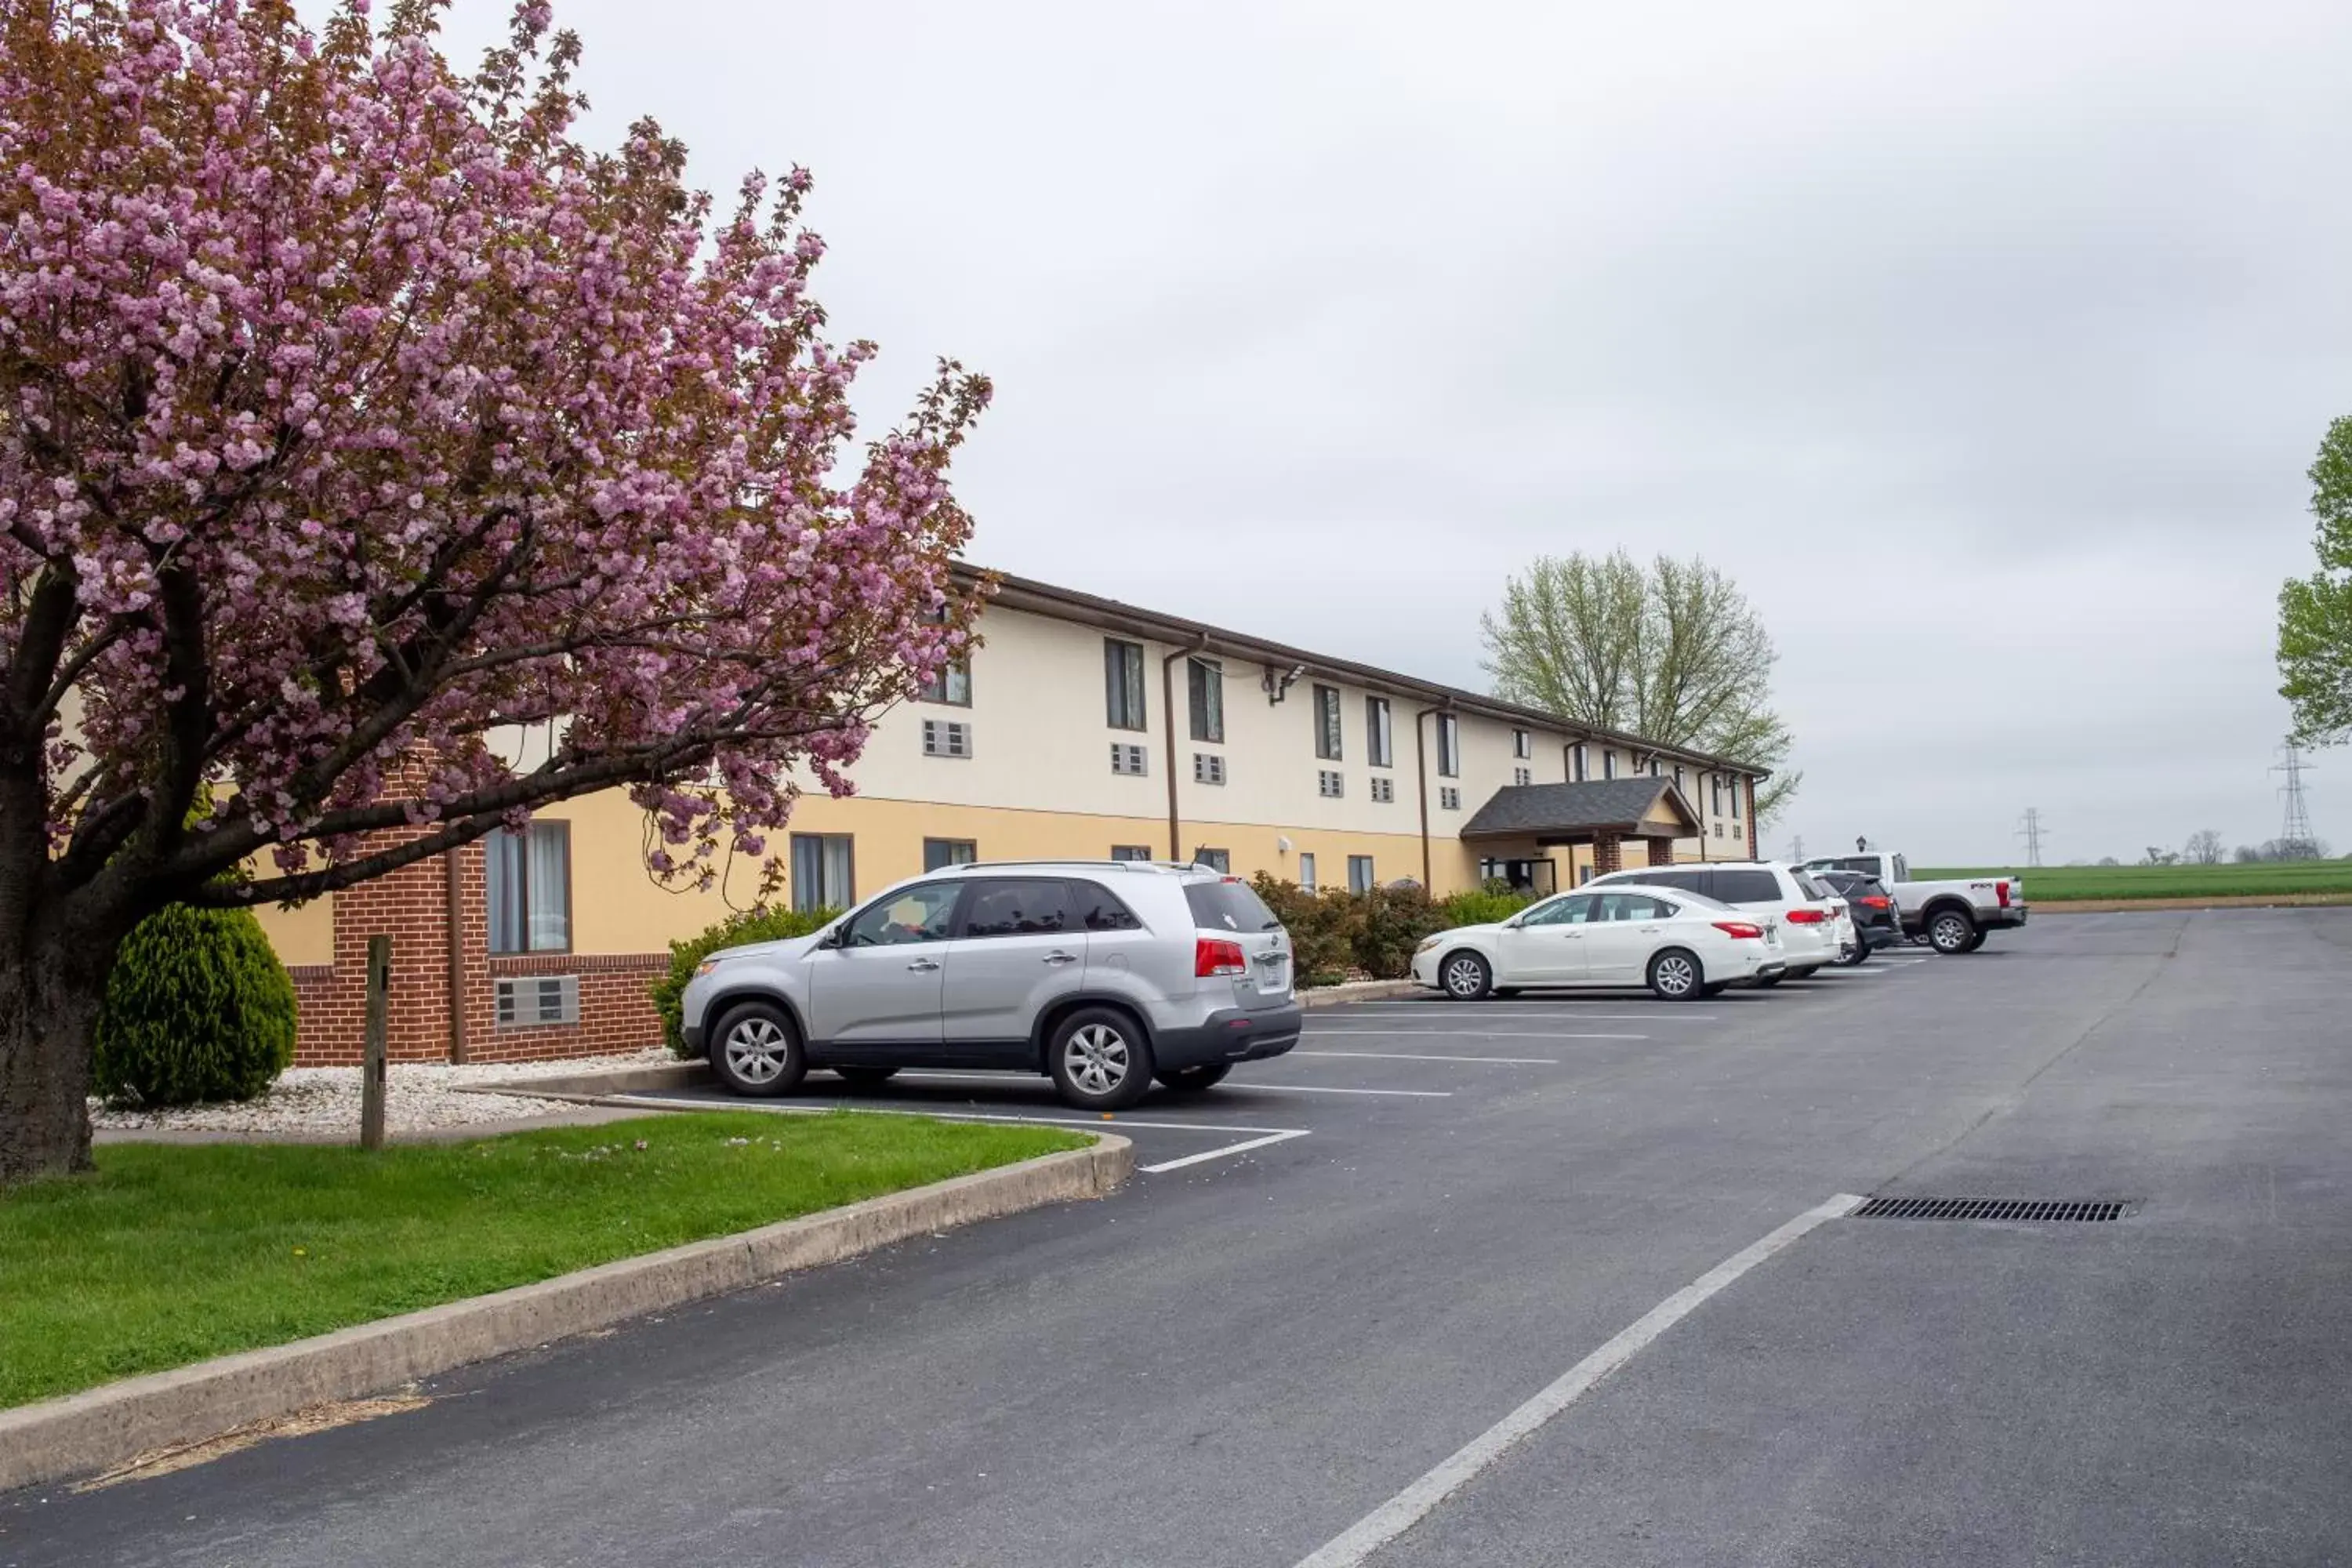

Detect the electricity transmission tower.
[
  {"left": 1788, "top": 834, "right": 1805, "bottom": 862},
  {"left": 2274, "top": 743, "right": 2317, "bottom": 844},
  {"left": 2016, "top": 808, "right": 2047, "bottom": 867}
]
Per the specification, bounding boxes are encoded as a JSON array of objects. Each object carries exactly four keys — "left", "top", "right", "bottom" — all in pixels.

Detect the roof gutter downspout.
[
  {"left": 1414, "top": 702, "right": 1446, "bottom": 891},
  {"left": 1162, "top": 640, "right": 1205, "bottom": 860}
]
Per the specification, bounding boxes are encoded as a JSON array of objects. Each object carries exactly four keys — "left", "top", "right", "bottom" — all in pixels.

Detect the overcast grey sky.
[{"left": 437, "top": 0, "right": 2352, "bottom": 864}]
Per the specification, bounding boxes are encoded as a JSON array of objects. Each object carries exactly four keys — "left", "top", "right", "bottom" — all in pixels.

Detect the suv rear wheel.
[
  {"left": 1047, "top": 1007, "right": 1156, "bottom": 1111},
  {"left": 710, "top": 1002, "right": 806, "bottom": 1098}
]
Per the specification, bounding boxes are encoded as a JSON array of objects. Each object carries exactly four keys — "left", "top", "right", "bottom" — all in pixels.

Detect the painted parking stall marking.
[{"left": 1290, "top": 1051, "right": 1561, "bottom": 1065}]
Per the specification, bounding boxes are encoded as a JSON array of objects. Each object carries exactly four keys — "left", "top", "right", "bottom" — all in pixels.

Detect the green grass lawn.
[
  {"left": 0, "top": 1112, "right": 1086, "bottom": 1409},
  {"left": 1914, "top": 860, "right": 2352, "bottom": 902}
]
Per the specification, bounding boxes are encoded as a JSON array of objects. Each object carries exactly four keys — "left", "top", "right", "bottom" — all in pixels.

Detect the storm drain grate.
[{"left": 1852, "top": 1196, "right": 2127, "bottom": 1223}]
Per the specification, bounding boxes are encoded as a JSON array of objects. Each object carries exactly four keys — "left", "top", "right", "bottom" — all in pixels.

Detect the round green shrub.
[
  {"left": 652, "top": 905, "right": 840, "bottom": 1057},
  {"left": 94, "top": 904, "right": 299, "bottom": 1107}
]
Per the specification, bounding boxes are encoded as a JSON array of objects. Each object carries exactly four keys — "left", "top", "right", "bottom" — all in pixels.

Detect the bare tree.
[{"left": 2184, "top": 829, "right": 2225, "bottom": 865}]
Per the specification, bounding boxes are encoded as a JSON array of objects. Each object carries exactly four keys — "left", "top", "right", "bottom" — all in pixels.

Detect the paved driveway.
[{"left": 9, "top": 913, "right": 2350, "bottom": 1566}]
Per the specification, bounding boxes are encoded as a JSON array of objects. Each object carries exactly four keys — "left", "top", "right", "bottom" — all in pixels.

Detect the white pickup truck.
[{"left": 1798, "top": 851, "right": 2028, "bottom": 954}]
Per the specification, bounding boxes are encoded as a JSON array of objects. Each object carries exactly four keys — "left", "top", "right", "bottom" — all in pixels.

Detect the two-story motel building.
[{"left": 253, "top": 568, "right": 1765, "bottom": 1066}]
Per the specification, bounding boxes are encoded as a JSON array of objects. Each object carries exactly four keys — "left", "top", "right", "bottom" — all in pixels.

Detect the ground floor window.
[
  {"left": 1348, "top": 855, "right": 1375, "bottom": 894},
  {"left": 923, "top": 837, "right": 978, "bottom": 872},
  {"left": 487, "top": 822, "right": 570, "bottom": 953},
  {"left": 790, "top": 833, "right": 855, "bottom": 913},
  {"left": 1193, "top": 847, "right": 1231, "bottom": 873},
  {"left": 1477, "top": 857, "right": 1557, "bottom": 895},
  {"left": 1110, "top": 844, "right": 1153, "bottom": 862},
  {"left": 1298, "top": 852, "right": 1317, "bottom": 892}
]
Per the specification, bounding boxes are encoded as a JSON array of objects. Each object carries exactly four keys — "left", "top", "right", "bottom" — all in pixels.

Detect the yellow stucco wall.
[{"left": 251, "top": 892, "right": 335, "bottom": 967}]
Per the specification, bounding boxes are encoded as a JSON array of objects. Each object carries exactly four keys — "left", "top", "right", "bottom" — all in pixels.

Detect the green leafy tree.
[
  {"left": 1480, "top": 551, "right": 1800, "bottom": 822},
  {"left": 2279, "top": 416, "right": 2352, "bottom": 743}
]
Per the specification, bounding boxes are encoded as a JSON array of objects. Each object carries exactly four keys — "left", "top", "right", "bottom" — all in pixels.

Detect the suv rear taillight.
[
  {"left": 1196, "top": 937, "right": 1248, "bottom": 977},
  {"left": 1785, "top": 908, "right": 1828, "bottom": 924},
  {"left": 1713, "top": 920, "right": 1766, "bottom": 940},
  {"left": 1996, "top": 880, "right": 2013, "bottom": 908},
  {"left": 1857, "top": 895, "right": 1892, "bottom": 909}
]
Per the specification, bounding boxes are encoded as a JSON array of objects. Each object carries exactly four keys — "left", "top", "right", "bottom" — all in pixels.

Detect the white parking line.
[
  {"left": 1139, "top": 1129, "right": 1314, "bottom": 1174},
  {"left": 1232, "top": 1083, "right": 1453, "bottom": 1098},
  {"left": 1300, "top": 1029, "right": 1648, "bottom": 1040},
  {"left": 1812, "top": 968, "right": 1890, "bottom": 978},
  {"left": 1308, "top": 1020, "right": 1712, "bottom": 1029},
  {"left": 1289, "top": 1192, "right": 1867, "bottom": 1568},
  {"left": 1292, "top": 1050, "right": 1559, "bottom": 1065}
]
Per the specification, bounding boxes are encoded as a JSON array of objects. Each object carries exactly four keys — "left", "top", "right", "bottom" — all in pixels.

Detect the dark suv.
[{"left": 1809, "top": 868, "right": 1904, "bottom": 964}]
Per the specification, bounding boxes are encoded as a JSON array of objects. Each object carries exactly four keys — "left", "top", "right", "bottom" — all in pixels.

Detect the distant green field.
[{"left": 1913, "top": 861, "right": 2352, "bottom": 902}]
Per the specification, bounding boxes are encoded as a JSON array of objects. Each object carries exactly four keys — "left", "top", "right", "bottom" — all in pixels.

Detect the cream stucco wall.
[{"left": 251, "top": 893, "right": 335, "bottom": 967}]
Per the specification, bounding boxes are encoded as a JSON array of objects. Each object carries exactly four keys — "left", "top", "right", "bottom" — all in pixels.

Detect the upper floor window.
[
  {"left": 1649, "top": 757, "right": 1661, "bottom": 777},
  {"left": 1730, "top": 777, "right": 1743, "bottom": 819},
  {"left": 1188, "top": 657, "right": 1224, "bottom": 743},
  {"left": 1711, "top": 776, "right": 1724, "bottom": 815},
  {"left": 1572, "top": 743, "right": 1589, "bottom": 782},
  {"left": 1314, "top": 684, "right": 1343, "bottom": 760},
  {"left": 487, "top": 822, "right": 570, "bottom": 954},
  {"left": 1602, "top": 751, "right": 1618, "bottom": 780},
  {"left": 1675, "top": 765, "right": 1686, "bottom": 791},
  {"left": 1366, "top": 696, "right": 1393, "bottom": 768},
  {"left": 1436, "top": 713, "right": 1461, "bottom": 778},
  {"left": 1104, "top": 638, "right": 1147, "bottom": 731},
  {"left": 1512, "top": 728, "right": 1532, "bottom": 759},
  {"left": 918, "top": 655, "right": 970, "bottom": 706}
]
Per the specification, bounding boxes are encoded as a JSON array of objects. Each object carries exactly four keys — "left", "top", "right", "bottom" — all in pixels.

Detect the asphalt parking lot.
[{"left": 10, "top": 911, "right": 2352, "bottom": 1567}]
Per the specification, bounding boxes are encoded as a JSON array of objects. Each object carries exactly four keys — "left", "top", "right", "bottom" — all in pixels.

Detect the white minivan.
[{"left": 1586, "top": 862, "right": 1846, "bottom": 983}]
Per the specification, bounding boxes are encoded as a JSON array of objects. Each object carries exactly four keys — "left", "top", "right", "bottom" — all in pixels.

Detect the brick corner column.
[
  {"left": 1745, "top": 778, "right": 1759, "bottom": 858},
  {"left": 1646, "top": 837, "right": 1675, "bottom": 868},
  {"left": 1592, "top": 833, "right": 1622, "bottom": 877}
]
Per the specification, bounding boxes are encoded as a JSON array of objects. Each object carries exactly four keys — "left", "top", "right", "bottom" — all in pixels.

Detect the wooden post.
[{"left": 361, "top": 935, "right": 390, "bottom": 1152}]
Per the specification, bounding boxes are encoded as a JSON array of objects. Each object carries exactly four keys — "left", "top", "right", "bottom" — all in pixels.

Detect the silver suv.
[{"left": 681, "top": 861, "right": 1301, "bottom": 1110}]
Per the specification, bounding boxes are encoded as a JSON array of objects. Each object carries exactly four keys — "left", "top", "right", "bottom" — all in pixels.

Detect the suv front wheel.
[
  {"left": 710, "top": 1001, "right": 807, "bottom": 1098},
  {"left": 1047, "top": 1007, "right": 1156, "bottom": 1111}
]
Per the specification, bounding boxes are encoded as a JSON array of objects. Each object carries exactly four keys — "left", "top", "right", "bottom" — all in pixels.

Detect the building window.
[
  {"left": 1194, "top": 848, "right": 1231, "bottom": 873},
  {"left": 1110, "top": 742, "right": 1149, "bottom": 776},
  {"left": 1314, "top": 684, "right": 1343, "bottom": 760},
  {"left": 1104, "top": 638, "right": 1147, "bottom": 731},
  {"left": 1367, "top": 696, "right": 1392, "bottom": 768},
  {"left": 1439, "top": 786, "right": 1461, "bottom": 811},
  {"left": 1512, "top": 728, "right": 1532, "bottom": 759},
  {"left": 789, "top": 833, "right": 854, "bottom": 913},
  {"left": 1370, "top": 776, "right": 1395, "bottom": 803},
  {"left": 1436, "top": 713, "right": 1460, "bottom": 778},
  {"left": 1730, "top": 778, "right": 1742, "bottom": 819},
  {"left": 923, "top": 837, "right": 977, "bottom": 872},
  {"left": 1188, "top": 657, "right": 1224, "bottom": 743},
  {"left": 1298, "top": 852, "right": 1318, "bottom": 893},
  {"left": 1649, "top": 757, "right": 1661, "bottom": 777},
  {"left": 486, "top": 822, "right": 571, "bottom": 954},
  {"left": 1318, "top": 769, "right": 1344, "bottom": 798},
  {"left": 1347, "top": 855, "right": 1375, "bottom": 894},
  {"left": 1193, "top": 752, "right": 1226, "bottom": 786},
  {"left": 918, "top": 655, "right": 970, "bottom": 706},
  {"left": 1513, "top": 766, "right": 1531, "bottom": 786},
  {"left": 1572, "top": 743, "right": 1588, "bottom": 782},
  {"left": 1602, "top": 751, "right": 1617, "bottom": 780},
  {"left": 1110, "top": 844, "right": 1154, "bottom": 862},
  {"left": 920, "top": 718, "right": 972, "bottom": 758},
  {"left": 1711, "top": 776, "right": 1724, "bottom": 815}
]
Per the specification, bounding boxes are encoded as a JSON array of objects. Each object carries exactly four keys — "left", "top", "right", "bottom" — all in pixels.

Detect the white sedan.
[{"left": 1409, "top": 885, "right": 1789, "bottom": 1001}]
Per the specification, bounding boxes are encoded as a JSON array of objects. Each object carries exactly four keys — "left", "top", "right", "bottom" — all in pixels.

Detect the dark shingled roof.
[{"left": 1459, "top": 779, "right": 1700, "bottom": 840}]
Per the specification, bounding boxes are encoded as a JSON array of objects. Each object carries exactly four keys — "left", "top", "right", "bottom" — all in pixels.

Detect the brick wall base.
[
  {"left": 1592, "top": 833, "right": 1622, "bottom": 877},
  {"left": 1646, "top": 837, "right": 1675, "bottom": 867}
]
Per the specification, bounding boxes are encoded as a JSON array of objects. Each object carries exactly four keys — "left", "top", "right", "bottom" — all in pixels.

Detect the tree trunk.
[{"left": 0, "top": 924, "right": 114, "bottom": 1184}]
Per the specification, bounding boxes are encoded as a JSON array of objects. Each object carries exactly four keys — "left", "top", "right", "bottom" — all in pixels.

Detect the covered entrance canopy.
[{"left": 1459, "top": 779, "right": 1704, "bottom": 885}]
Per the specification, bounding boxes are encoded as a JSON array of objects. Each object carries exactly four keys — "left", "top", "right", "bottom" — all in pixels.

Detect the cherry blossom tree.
[{"left": 0, "top": 0, "right": 990, "bottom": 1180}]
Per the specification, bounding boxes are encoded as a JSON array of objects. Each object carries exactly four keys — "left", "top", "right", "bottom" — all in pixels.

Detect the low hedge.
[
  {"left": 652, "top": 906, "right": 839, "bottom": 1056},
  {"left": 1249, "top": 875, "right": 1539, "bottom": 981}
]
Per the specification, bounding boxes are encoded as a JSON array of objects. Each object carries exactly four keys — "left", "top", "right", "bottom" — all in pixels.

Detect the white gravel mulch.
[{"left": 89, "top": 1047, "right": 676, "bottom": 1135}]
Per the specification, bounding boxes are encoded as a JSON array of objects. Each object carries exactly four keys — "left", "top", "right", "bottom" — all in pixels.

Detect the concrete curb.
[
  {"left": 1298, "top": 979, "right": 1421, "bottom": 1007},
  {"left": 0, "top": 1136, "right": 1131, "bottom": 1494}
]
